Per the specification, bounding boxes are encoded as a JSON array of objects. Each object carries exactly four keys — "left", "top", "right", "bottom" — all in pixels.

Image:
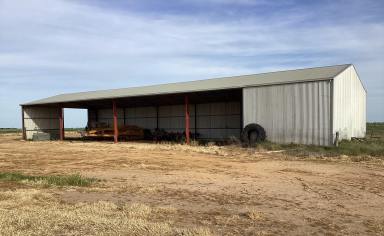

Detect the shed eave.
[
  {"left": 21, "top": 64, "right": 351, "bottom": 106},
  {"left": 20, "top": 77, "right": 336, "bottom": 107}
]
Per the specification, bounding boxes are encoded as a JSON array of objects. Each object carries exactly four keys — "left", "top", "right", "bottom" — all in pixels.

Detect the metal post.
[
  {"left": 123, "top": 108, "right": 126, "bottom": 126},
  {"left": 87, "top": 109, "right": 91, "bottom": 128},
  {"left": 156, "top": 105, "right": 159, "bottom": 130},
  {"left": 194, "top": 103, "right": 197, "bottom": 140},
  {"left": 95, "top": 109, "right": 98, "bottom": 122},
  {"left": 59, "top": 107, "right": 64, "bottom": 141},
  {"left": 113, "top": 100, "right": 119, "bottom": 143},
  {"left": 21, "top": 106, "right": 26, "bottom": 140},
  {"left": 185, "top": 95, "right": 190, "bottom": 144},
  {"left": 330, "top": 80, "right": 334, "bottom": 146},
  {"left": 240, "top": 90, "right": 244, "bottom": 136}
]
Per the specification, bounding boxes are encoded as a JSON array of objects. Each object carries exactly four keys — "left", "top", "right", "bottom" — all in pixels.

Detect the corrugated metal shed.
[
  {"left": 333, "top": 65, "right": 366, "bottom": 140},
  {"left": 21, "top": 63, "right": 366, "bottom": 146},
  {"left": 22, "top": 64, "right": 350, "bottom": 106},
  {"left": 243, "top": 81, "right": 332, "bottom": 145}
]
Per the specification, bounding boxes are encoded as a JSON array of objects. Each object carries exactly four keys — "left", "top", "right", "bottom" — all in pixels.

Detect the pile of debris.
[
  {"left": 85, "top": 122, "right": 144, "bottom": 140},
  {"left": 151, "top": 129, "right": 199, "bottom": 143}
]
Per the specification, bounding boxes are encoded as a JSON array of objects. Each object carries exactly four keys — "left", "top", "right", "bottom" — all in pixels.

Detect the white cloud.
[{"left": 0, "top": 0, "right": 383, "bottom": 127}]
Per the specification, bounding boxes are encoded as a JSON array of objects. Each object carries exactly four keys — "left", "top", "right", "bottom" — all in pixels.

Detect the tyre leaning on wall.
[{"left": 241, "top": 123, "right": 266, "bottom": 146}]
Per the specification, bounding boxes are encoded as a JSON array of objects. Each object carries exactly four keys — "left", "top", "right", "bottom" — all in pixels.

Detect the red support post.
[
  {"left": 87, "top": 109, "right": 91, "bottom": 128},
  {"left": 59, "top": 107, "right": 64, "bottom": 141},
  {"left": 185, "top": 95, "right": 190, "bottom": 144},
  {"left": 113, "top": 100, "right": 119, "bottom": 143}
]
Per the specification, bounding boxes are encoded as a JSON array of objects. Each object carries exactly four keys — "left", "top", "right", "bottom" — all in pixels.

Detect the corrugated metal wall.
[
  {"left": 196, "top": 102, "right": 241, "bottom": 139},
  {"left": 97, "top": 108, "right": 125, "bottom": 127},
  {"left": 333, "top": 65, "right": 366, "bottom": 140},
  {"left": 90, "top": 101, "right": 241, "bottom": 140},
  {"left": 23, "top": 107, "right": 61, "bottom": 140},
  {"left": 126, "top": 106, "right": 157, "bottom": 130},
  {"left": 243, "top": 81, "right": 332, "bottom": 146},
  {"left": 158, "top": 105, "right": 196, "bottom": 133}
]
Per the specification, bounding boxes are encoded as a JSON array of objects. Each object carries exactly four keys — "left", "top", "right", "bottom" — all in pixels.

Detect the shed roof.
[{"left": 22, "top": 64, "right": 351, "bottom": 106}]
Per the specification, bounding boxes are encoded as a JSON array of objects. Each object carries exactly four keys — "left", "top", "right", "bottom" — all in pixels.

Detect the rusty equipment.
[{"left": 85, "top": 123, "right": 144, "bottom": 140}]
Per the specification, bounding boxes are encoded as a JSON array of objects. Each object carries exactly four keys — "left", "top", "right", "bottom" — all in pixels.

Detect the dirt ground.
[{"left": 0, "top": 133, "right": 383, "bottom": 235}]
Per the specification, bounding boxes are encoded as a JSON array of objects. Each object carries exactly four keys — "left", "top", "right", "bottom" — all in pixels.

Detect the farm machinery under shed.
[{"left": 84, "top": 122, "right": 198, "bottom": 142}]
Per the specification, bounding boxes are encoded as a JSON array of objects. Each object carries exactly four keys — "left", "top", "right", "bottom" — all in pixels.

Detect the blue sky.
[{"left": 0, "top": 0, "right": 383, "bottom": 128}]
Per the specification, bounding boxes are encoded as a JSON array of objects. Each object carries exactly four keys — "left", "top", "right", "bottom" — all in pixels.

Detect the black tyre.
[{"left": 241, "top": 123, "right": 266, "bottom": 146}]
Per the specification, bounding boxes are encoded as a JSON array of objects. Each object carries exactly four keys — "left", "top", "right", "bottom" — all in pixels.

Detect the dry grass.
[
  {"left": 243, "top": 208, "right": 265, "bottom": 221},
  {"left": 0, "top": 189, "right": 212, "bottom": 236},
  {"left": 0, "top": 133, "right": 383, "bottom": 235}
]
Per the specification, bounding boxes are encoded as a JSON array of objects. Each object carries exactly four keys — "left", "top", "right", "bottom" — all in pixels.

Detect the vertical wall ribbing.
[
  {"left": 333, "top": 65, "right": 366, "bottom": 140},
  {"left": 243, "top": 80, "right": 332, "bottom": 146}
]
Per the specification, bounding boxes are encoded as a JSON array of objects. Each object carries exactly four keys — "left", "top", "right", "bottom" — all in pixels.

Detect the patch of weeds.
[
  {"left": 0, "top": 172, "right": 97, "bottom": 187},
  {"left": 0, "top": 128, "right": 21, "bottom": 134},
  {"left": 252, "top": 123, "right": 384, "bottom": 158},
  {"left": 45, "top": 174, "right": 97, "bottom": 187},
  {"left": 241, "top": 208, "right": 265, "bottom": 221},
  {"left": 283, "top": 140, "right": 384, "bottom": 158}
]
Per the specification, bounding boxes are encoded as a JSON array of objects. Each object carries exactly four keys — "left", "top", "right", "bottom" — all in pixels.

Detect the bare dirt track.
[{"left": 0, "top": 133, "right": 383, "bottom": 235}]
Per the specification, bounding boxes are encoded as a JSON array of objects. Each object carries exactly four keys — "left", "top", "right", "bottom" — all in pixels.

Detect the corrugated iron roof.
[{"left": 22, "top": 64, "right": 351, "bottom": 106}]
